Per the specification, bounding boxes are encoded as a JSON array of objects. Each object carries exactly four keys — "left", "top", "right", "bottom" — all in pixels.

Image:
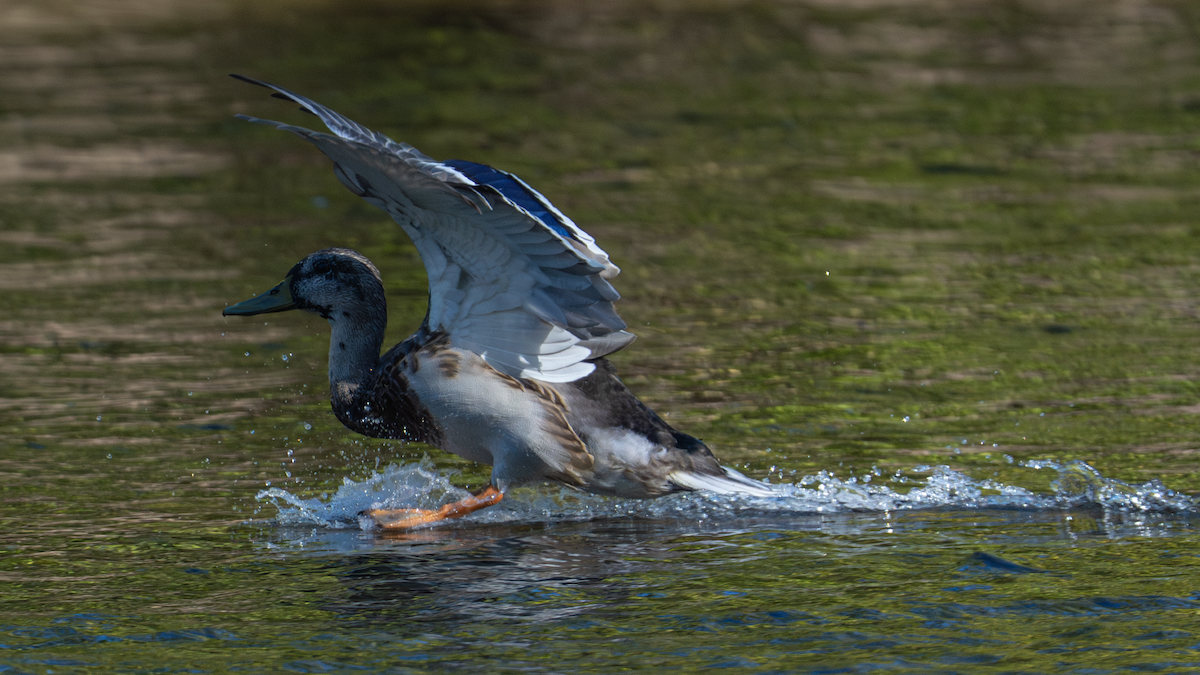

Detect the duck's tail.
[{"left": 668, "top": 466, "right": 778, "bottom": 497}]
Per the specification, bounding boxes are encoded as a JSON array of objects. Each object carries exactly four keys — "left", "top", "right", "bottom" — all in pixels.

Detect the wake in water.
[{"left": 256, "top": 457, "right": 1197, "bottom": 531}]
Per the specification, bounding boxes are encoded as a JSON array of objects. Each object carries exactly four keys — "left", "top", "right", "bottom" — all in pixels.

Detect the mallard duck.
[{"left": 223, "top": 75, "right": 774, "bottom": 529}]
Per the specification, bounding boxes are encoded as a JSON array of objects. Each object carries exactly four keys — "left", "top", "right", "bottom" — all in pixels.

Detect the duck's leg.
[{"left": 363, "top": 485, "right": 504, "bottom": 530}]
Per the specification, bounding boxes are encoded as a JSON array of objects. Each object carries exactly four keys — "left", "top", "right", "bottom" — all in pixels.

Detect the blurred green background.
[{"left": 4, "top": 1, "right": 1200, "bottom": 672}]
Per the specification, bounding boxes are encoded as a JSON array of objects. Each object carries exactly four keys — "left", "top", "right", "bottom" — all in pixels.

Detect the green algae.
[{"left": 5, "top": 0, "right": 1200, "bottom": 672}]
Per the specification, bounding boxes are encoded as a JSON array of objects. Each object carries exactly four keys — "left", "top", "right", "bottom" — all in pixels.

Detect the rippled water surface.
[{"left": 6, "top": 1, "right": 1200, "bottom": 672}]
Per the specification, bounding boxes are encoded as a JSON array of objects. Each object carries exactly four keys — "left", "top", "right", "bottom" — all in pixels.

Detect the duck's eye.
[
  {"left": 269, "top": 288, "right": 279, "bottom": 295},
  {"left": 311, "top": 260, "right": 334, "bottom": 276}
]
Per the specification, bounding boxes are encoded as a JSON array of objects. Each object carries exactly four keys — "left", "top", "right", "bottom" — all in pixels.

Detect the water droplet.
[
  {"left": 106, "top": 453, "right": 112, "bottom": 459},
  {"left": 303, "top": 423, "right": 312, "bottom": 430},
  {"left": 96, "top": 415, "right": 102, "bottom": 421},
  {"left": 902, "top": 416, "right": 910, "bottom": 422},
  {"left": 244, "top": 351, "right": 250, "bottom": 357},
  {"left": 250, "top": 430, "right": 255, "bottom": 434},
  {"left": 281, "top": 354, "right": 289, "bottom": 362}
]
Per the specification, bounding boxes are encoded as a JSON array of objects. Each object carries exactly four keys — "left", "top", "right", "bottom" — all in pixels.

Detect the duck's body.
[
  {"left": 224, "top": 76, "right": 772, "bottom": 528},
  {"left": 355, "top": 331, "right": 732, "bottom": 499}
]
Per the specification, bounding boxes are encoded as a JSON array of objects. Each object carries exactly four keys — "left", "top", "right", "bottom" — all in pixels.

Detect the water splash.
[
  {"left": 256, "top": 458, "right": 1197, "bottom": 531},
  {"left": 1023, "top": 459, "right": 1194, "bottom": 513},
  {"left": 257, "top": 458, "right": 470, "bottom": 529}
]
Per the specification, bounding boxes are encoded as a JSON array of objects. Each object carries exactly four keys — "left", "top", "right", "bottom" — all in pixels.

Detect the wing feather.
[{"left": 234, "top": 75, "right": 635, "bottom": 382}]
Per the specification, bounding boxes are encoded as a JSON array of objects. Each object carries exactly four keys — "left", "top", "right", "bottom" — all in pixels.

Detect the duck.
[{"left": 223, "top": 75, "right": 775, "bottom": 530}]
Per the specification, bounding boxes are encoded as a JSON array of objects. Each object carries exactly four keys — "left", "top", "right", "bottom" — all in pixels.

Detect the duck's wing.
[{"left": 232, "top": 75, "right": 635, "bottom": 383}]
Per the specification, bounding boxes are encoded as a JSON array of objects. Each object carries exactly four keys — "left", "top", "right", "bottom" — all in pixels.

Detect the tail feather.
[{"left": 668, "top": 466, "right": 777, "bottom": 497}]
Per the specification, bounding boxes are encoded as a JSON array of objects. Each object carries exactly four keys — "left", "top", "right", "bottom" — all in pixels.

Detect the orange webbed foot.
[{"left": 363, "top": 484, "right": 504, "bottom": 530}]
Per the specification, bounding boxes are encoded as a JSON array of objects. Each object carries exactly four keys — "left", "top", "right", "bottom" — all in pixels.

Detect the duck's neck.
[
  {"left": 327, "top": 305, "right": 386, "bottom": 409},
  {"left": 326, "top": 304, "right": 441, "bottom": 445}
]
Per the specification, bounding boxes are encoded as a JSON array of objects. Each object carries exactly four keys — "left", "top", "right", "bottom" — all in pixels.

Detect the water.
[
  {"left": 260, "top": 459, "right": 1196, "bottom": 531},
  {"left": 6, "top": 0, "right": 1200, "bottom": 672}
]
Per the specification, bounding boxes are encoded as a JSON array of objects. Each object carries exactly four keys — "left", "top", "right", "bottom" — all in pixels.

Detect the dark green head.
[{"left": 223, "top": 248, "right": 384, "bottom": 321}]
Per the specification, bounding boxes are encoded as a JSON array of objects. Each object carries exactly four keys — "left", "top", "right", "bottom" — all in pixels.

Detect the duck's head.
[{"left": 223, "top": 247, "right": 384, "bottom": 321}]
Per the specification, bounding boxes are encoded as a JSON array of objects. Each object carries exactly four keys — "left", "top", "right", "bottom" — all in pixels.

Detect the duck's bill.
[{"left": 223, "top": 278, "right": 296, "bottom": 316}]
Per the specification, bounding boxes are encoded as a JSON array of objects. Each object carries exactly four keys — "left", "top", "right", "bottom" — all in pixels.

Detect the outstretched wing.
[{"left": 232, "top": 75, "right": 635, "bottom": 383}]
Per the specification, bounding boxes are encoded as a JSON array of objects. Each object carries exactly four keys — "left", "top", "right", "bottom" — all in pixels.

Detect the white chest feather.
[{"left": 402, "top": 347, "right": 590, "bottom": 490}]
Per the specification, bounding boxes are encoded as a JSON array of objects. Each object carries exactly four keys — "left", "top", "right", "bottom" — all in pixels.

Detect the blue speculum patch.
[{"left": 443, "top": 159, "right": 575, "bottom": 239}]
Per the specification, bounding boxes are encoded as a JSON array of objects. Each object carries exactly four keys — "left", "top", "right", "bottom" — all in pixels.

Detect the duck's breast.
[{"left": 402, "top": 344, "right": 594, "bottom": 490}]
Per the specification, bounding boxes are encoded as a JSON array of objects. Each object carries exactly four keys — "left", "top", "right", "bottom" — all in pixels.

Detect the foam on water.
[
  {"left": 257, "top": 458, "right": 471, "bottom": 529},
  {"left": 256, "top": 457, "right": 1197, "bottom": 531}
]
